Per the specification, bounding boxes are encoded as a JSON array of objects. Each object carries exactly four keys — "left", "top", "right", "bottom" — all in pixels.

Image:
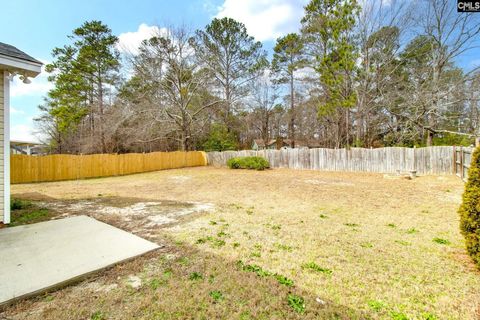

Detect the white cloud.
[
  {"left": 215, "top": 0, "right": 308, "bottom": 42},
  {"left": 10, "top": 62, "right": 52, "bottom": 98},
  {"left": 470, "top": 59, "right": 480, "bottom": 68},
  {"left": 10, "top": 107, "right": 25, "bottom": 115},
  {"left": 117, "top": 23, "right": 167, "bottom": 55},
  {"left": 11, "top": 124, "right": 39, "bottom": 143}
]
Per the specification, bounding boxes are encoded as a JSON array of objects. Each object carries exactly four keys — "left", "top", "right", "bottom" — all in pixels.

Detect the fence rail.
[
  {"left": 207, "top": 147, "right": 456, "bottom": 175},
  {"left": 454, "top": 147, "right": 473, "bottom": 181},
  {"left": 11, "top": 151, "right": 207, "bottom": 184}
]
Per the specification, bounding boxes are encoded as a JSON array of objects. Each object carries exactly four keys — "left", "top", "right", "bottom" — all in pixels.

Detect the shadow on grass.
[{"left": 8, "top": 198, "right": 60, "bottom": 227}]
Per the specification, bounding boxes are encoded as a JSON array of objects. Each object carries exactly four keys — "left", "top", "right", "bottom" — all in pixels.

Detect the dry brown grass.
[{"left": 3, "top": 167, "right": 480, "bottom": 319}]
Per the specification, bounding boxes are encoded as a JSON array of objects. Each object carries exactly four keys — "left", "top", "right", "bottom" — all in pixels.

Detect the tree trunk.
[
  {"left": 98, "top": 80, "right": 106, "bottom": 153},
  {"left": 289, "top": 71, "right": 295, "bottom": 148},
  {"left": 345, "top": 108, "right": 350, "bottom": 148}
]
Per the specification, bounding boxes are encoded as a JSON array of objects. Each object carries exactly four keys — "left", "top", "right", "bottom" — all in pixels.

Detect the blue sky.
[{"left": 1, "top": 0, "right": 478, "bottom": 142}]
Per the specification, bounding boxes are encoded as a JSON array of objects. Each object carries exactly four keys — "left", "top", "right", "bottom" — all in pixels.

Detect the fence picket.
[
  {"left": 207, "top": 147, "right": 458, "bottom": 175},
  {"left": 11, "top": 151, "right": 208, "bottom": 184}
]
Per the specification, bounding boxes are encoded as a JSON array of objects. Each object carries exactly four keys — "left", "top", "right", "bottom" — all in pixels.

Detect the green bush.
[
  {"left": 459, "top": 147, "right": 480, "bottom": 268},
  {"left": 202, "top": 124, "right": 238, "bottom": 152},
  {"left": 226, "top": 156, "right": 270, "bottom": 170}
]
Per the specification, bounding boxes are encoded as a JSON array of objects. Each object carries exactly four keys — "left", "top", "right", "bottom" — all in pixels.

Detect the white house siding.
[{"left": 0, "top": 71, "right": 4, "bottom": 223}]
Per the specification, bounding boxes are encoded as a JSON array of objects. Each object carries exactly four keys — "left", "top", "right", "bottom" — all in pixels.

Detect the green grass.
[
  {"left": 10, "top": 208, "right": 53, "bottom": 227},
  {"left": 287, "top": 294, "right": 305, "bottom": 314},
  {"left": 189, "top": 272, "right": 203, "bottom": 281},
  {"left": 90, "top": 311, "right": 106, "bottom": 320},
  {"left": 367, "top": 300, "right": 386, "bottom": 312},
  {"left": 274, "top": 274, "right": 294, "bottom": 287},
  {"left": 209, "top": 290, "right": 224, "bottom": 302},
  {"left": 10, "top": 198, "right": 32, "bottom": 210},
  {"left": 432, "top": 237, "right": 450, "bottom": 245},
  {"left": 301, "top": 262, "right": 333, "bottom": 275},
  {"left": 9, "top": 198, "right": 56, "bottom": 227}
]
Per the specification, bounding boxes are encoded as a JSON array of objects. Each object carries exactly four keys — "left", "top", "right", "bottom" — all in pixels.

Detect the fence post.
[
  {"left": 453, "top": 146, "right": 456, "bottom": 176},
  {"left": 460, "top": 147, "right": 464, "bottom": 180},
  {"left": 413, "top": 145, "right": 416, "bottom": 172}
]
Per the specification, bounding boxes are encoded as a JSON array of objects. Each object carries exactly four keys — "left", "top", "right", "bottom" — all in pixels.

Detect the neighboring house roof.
[
  {"left": 0, "top": 42, "right": 43, "bottom": 65},
  {"left": 253, "top": 139, "right": 266, "bottom": 147},
  {"left": 11, "top": 140, "right": 45, "bottom": 147},
  {"left": 0, "top": 42, "right": 42, "bottom": 77}
]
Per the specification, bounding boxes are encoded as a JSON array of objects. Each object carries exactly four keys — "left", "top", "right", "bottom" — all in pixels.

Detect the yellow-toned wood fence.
[{"left": 11, "top": 151, "right": 208, "bottom": 184}]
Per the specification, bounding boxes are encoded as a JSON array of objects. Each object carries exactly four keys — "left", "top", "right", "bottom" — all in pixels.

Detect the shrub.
[
  {"left": 202, "top": 124, "right": 237, "bottom": 151},
  {"left": 226, "top": 156, "right": 270, "bottom": 170},
  {"left": 459, "top": 147, "right": 480, "bottom": 268}
]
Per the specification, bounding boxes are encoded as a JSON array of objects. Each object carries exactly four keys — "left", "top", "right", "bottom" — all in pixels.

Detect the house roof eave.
[{"left": 0, "top": 55, "right": 42, "bottom": 78}]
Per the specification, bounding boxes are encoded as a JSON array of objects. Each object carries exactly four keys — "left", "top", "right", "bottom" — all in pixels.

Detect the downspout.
[{"left": 3, "top": 71, "right": 10, "bottom": 224}]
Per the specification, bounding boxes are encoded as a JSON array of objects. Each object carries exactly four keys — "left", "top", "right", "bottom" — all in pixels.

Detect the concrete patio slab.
[{"left": 0, "top": 215, "right": 160, "bottom": 306}]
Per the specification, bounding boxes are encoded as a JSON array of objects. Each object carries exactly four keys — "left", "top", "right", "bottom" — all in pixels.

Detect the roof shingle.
[{"left": 0, "top": 42, "right": 42, "bottom": 65}]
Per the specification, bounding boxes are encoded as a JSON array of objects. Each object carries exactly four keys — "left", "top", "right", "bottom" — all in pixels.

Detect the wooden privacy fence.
[
  {"left": 11, "top": 151, "right": 207, "bottom": 184},
  {"left": 207, "top": 146, "right": 455, "bottom": 175},
  {"left": 454, "top": 147, "right": 474, "bottom": 181}
]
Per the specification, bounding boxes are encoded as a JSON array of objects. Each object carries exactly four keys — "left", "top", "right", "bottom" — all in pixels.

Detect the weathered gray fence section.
[
  {"left": 454, "top": 147, "right": 474, "bottom": 181},
  {"left": 207, "top": 146, "right": 455, "bottom": 175}
]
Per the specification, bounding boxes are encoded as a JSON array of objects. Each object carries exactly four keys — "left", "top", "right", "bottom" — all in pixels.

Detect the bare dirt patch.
[{"left": 25, "top": 196, "right": 215, "bottom": 239}]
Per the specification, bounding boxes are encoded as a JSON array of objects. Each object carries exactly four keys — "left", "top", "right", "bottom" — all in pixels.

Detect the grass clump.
[
  {"left": 389, "top": 311, "right": 409, "bottom": 320},
  {"left": 238, "top": 261, "right": 293, "bottom": 286},
  {"left": 91, "top": 311, "right": 106, "bottom": 320},
  {"left": 406, "top": 228, "right": 418, "bottom": 234},
  {"left": 149, "top": 278, "right": 162, "bottom": 290},
  {"left": 227, "top": 156, "right": 270, "bottom": 170},
  {"left": 10, "top": 208, "right": 52, "bottom": 227},
  {"left": 274, "top": 274, "right": 294, "bottom": 287},
  {"left": 239, "top": 262, "right": 271, "bottom": 277},
  {"left": 367, "top": 300, "right": 386, "bottom": 312},
  {"left": 361, "top": 242, "right": 374, "bottom": 248},
  {"left": 345, "top": 223, "right": 359, "bottom": 228},
  {"left": 301, "top": 262, "right": 333, "bottom": 275},
  {"left": 274, "top": 243, "right": 294, "bottom": 252},
  {"left": 458, "top": 147, "right": 480, "bottom": 267},
  {"left": 11, "top": 198, "right": 32, "bottom": 210},
  {"left": 189, "top": 272, "right": 203, "bottom": 281},
  {"left": 9, "top": 198, "right": 57, "bottom": 227},
  {"left": 209, "top": 290, "right": 224, "bottom": 302},
  {"left": 287, "top": 294, "right": 305, "bottom": 314},
  {"left": 432, "top": 237, "right": 450, "bottom": 245}
]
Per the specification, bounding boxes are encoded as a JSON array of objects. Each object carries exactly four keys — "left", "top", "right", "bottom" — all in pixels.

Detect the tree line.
[{"left": 37, "top": 0, "right": 480, "bottom": 154}]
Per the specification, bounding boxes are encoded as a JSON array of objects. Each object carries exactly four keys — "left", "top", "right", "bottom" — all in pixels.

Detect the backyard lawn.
[{"left": 2, "top": 167, "right": 479, "bottom": 319}]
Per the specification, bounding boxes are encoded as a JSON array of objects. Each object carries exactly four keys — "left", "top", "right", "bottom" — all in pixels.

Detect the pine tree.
[
  {"left": 42, "top": 20, "right": 120, "bottom": 153},
  {"left": 191, "top": 17, "right": 267, "bottom": 129},
  {"left": 302, "top": 0, "right": 359, "bottom": 147},
  {"left": 272, "top": 33, "right": 306, "bottom": 147}
]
